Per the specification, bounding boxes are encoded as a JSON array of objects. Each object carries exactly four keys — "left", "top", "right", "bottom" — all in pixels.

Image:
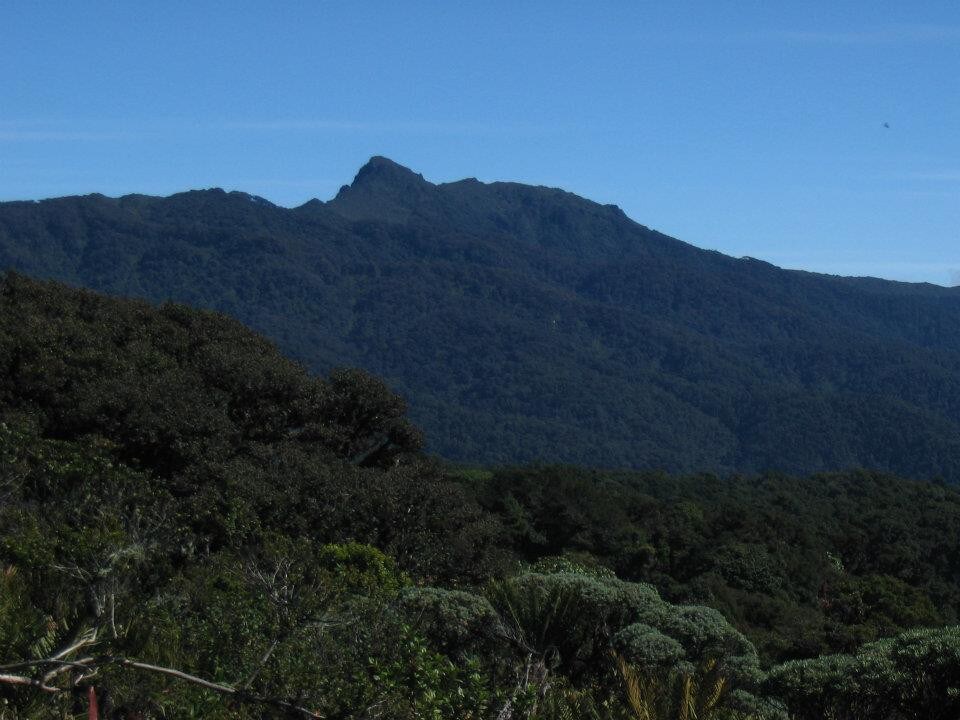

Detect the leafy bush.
[{"left": 765, "top": 625, "right": 960, "bottom": 720}]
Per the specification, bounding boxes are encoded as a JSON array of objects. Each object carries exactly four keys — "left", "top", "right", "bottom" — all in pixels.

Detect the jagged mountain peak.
[
  {"left": 353, "top": 156, "right": 430, "bottom": 187},
  {"left": 336, "top": 156, "right": 431, "bottom": 198},
  {"left": 329, "top": 156, "right": 435, "bottom": 220}
]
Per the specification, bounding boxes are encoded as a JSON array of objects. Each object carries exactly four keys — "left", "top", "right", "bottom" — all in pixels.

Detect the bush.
[{"left": 765, "top": 625, "right": 960, "bottom": 720}]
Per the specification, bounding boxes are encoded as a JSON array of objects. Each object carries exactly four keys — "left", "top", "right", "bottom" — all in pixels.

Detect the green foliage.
[
  {"left": 527, "top": 678, "right": 625, "bottom": 720},
  {"left": 368, "top": 624, "right": 495, "bottom": 720},
  {"left": 487, "top": 570, "right": 662, "bottom": 682},
  {"left": 528, "top": 555, "right": 619, "bottom": 580},
  {"left": 0, "top": 274, "right": 501, "bottom": 582},
  {"left": 0, "top": 276, "right": 507, "bottom": 717},
  {"left": 2, "top": 272, "right": 960, "bottom": 718},
  {"left": 617, "top": 654, "right": 725, "bottom": 720},
  {"left": 313, "top": 367, "right": 425, "bottom": 467},
  {"left": 315, "top": 541, "right": 410, "bottom": 597},
  {"left": 477, "top": 465, "right": 960, "bottom": 662},
  {"left": 610, "top": 602, "right": 759, "bottom": 720},
  {"left": 399, "top": 587, "right": 504, "bottom": 658},
  {"left": 0, "top": 422, "right": 173, "bottom": 649},
  {"left": 116, "top": 541, "right": 416, "bottom": 718},
  {"left": 483, "top": 566, "right": 761, "bottom": 720},
  {"left": 0, "top": 566, "right": 50, "bottom": 661},
  {"left": 613, "top": 624, "right": 685, "bottom": 671},
  {"left": 638, "top": 605, "right": 758, "bottom": 677},
  {"left": 764, "top": 625, "right": 960, "bottom": 720}
]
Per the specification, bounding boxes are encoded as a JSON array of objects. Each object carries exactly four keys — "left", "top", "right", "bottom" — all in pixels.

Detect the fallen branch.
[
  {"left": 0, "top": 673, "right": 58, "bottom": 693},
  {"left": 0, "top": 653, "right": 330, "bottom": 719},
  {"left": 43, "top": 657, "right": 95, "bottom": 684},
  {"left": 115, "top": 658, "right": 324, "bottom": 719}
]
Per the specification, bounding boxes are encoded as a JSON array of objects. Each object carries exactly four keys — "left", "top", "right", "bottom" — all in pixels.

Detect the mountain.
[{"left": 3, "top": 156, "right": 960, "bottom": 479}]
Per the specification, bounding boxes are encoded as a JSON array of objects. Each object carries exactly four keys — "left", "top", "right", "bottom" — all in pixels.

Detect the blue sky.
[{"left": 2, "top": 2, "right": 959, "bottom": 284}]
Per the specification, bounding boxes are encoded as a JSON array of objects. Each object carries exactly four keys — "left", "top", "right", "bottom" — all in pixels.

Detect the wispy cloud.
[
  {"left": 0, "top": 120, "right": 142, "bottom": 142},
  {"left": 0, "top": 117, "right": 553, "bottom": 142},
  {"left": 768, "top": 24, "right": 960, "bottom": 45},
  {"left": 0, "top": 130, "right": 140, "bottom": 142},
  {"left": 222, "top": 118, "right": 553, "bottom": 136},
  {"left": 901, "top": 171, "right": 960, "bottom": 182},
  {"left": 644, "top": 24, "right": 960, "bottom": 46},
  {"left": 225, "top": 119, "right": 377, "bottom": 131}
]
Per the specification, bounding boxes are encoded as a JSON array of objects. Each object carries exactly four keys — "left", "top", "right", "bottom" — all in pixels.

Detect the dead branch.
[
  {"left": 0, "top": 651, "right": 329, "bottom": 719},
  {"left": 0, "top": 673, "right": 58, "bottom": 693},
  {"left": 115, "top": 658, "right": 324, "bottom": 719}
]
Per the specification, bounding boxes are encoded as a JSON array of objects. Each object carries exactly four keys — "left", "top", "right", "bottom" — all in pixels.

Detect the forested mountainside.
[
  {"left": 3, "top": 157, "right": 960, "bottom": 479},
  {"left": 2, "top": 274, "right": 960, "bottom": 719}
]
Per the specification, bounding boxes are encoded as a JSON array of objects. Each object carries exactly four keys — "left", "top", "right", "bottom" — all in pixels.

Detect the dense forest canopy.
[
  {"left": 2, "top": 274, "right": 960, "bottom": 718},
  {"left": 3, "top": 157, "right": 960, "bottom": 479}
]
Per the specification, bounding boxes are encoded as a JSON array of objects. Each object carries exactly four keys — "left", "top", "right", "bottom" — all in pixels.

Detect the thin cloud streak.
[
  {"left": 899, "top": 190, "right": 960, "bottom": 199},
  {"left": 768, "top": 24, "right": 960, "bottom": 45},
  {"left": 0, "top": 116, "right": 555, "bottom": 141},
  {"left": 0, "top": 120, "right": 145, "bottom": 142},
  {"left": 0, "top": 130, "right": 141, "bottom": 142},
  {"left": 635, "top": 24, "right": 960, "bottom": 46},
  {"left": 222, "top": 118, "right": 555, "bottom": 136},
  {"left": 902, "top": 171, "right": 960, "bottom": 182}
]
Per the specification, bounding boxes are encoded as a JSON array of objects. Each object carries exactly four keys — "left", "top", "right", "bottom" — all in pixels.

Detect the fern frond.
[
  {"left": 701, "top": 676, "right": 725, "bottom": 714},
  {"left": 678, "top": 673, "right": 694, "bottom": 720}
]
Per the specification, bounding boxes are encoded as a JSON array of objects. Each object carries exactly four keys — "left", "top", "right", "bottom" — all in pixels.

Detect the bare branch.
[
  {"left": 0, "top": 673, "right": 58, "bottom": 693},
  {"left": 115, "top": 658, "right": 325, "bottom": 719},
  {"left": 50, "top": 630, "right": 98, "bottom": 661},
  {"left": 43, "top": 657, "right": 95, "bottom": 683},
  {"left": 116, "top": 659, "right": 234, "bottom": 694},
  {"left": 239, "top": 638, "right": 279, "bottom": 690},
  {"left": 0, "top": 629, "right": 97, "bottom": 673},
  {"left": 0, "top": 651, "right": 330, "bottom": 719}
]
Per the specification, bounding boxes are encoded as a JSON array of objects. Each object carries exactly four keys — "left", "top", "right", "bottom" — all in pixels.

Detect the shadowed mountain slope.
[{"left": 3, "top": 156, "right": 960, "bottom": 478}]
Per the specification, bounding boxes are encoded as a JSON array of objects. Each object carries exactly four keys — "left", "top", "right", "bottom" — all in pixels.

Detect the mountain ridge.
[{"left": 3, "top": 157, "right": 960, "bottom": 479}]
